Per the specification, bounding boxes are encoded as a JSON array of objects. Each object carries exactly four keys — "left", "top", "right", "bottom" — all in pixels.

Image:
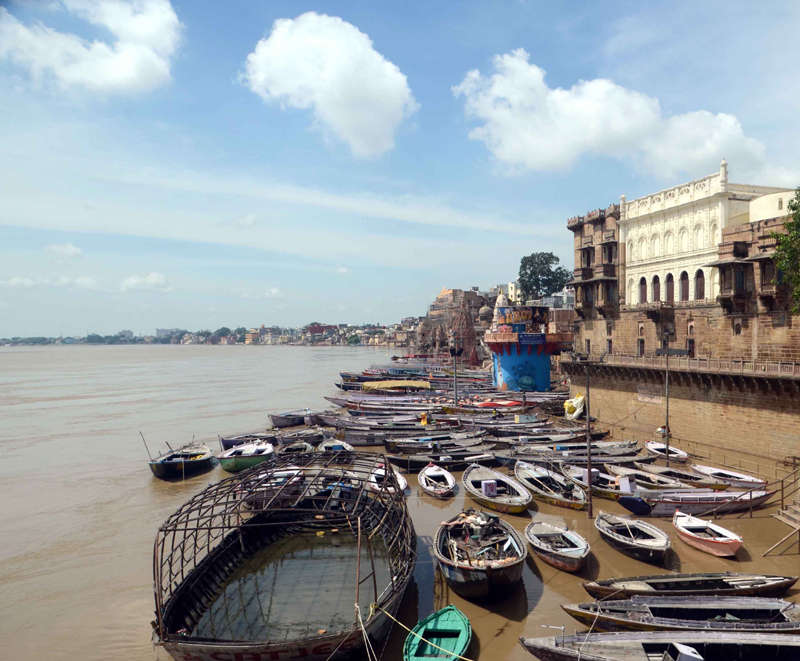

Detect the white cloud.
[
  {"left": 242, "top": 12, "right": 418, "bottom": 157},
  {"left": 119, "top": 271, "right": 171, "bottom": 292},
  {"left": 45, "top": 242, "right": 81, "bottom": 256},
  {"left": 221, "top": 212, "right": 258, "bottom": 229},
  {"left": 238, "top": 287, "right": 283, "bottom": 300},
  {"left": 0, "top": 276, "right": 35, "bottom": 288},
  {"left": 335, "top": 265, "right": 349, "bottom": 275},
  {"left": 0, "top": 0, "right": 182, "bottom": 94},
  {"left": 453, "top": 48, "right": 782, "bottom": 181},
  {"left": 265, "top": 287, "right": 283, "bottom": 298}
]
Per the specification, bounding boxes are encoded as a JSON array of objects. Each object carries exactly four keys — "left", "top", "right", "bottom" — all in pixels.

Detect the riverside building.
[{"left": 563, "top": 162, "right": 799, "bottom": 461}]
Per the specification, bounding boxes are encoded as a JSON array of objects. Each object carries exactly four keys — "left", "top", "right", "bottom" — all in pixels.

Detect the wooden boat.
[
  {"left": 583, "top": 572, "right": 799, "bottom": 599},
  {"left": 317, "top": 439, "right": 355, "bottom": 454},
  {"left": 220, "top": 432, "right": 276, "bottom": 451},
  {"left": 594, "top": 511, "right": 671, "bottom": 562},
  {"left": 672, "top": 510, "right": 743, "bottom": 557},
  {"left": 519, "top": 631, "right": 800, "bottom": 661},
  {"left": 561, "top": 595, "right": 800, "bottom": 633},
  {"left": 269, "top": 409, "right": 312, "bottom": 428},
  {"left": 634, "top": 462, "right": 729, "bottom": 490},
  {"left": 433, "top": 509, "right": 527, "bottom": 600},
  {"left": 562, "top": 466, "right": 636, "bottom": 501},
  {"left": 403, "top": 605, "right": 471, "bottom": 661},
  {"left": 278, "top": 440, "right": 315, "bottom": 455},
  {"left": 645, "top": 440, "right": 689, "bottom": 463},
  {"left": 418, "top": 464, "right": 456, "bottom": 498},
  {"left": 368, "top": 462, "right": 408, "bottom": 494},
  {"left": 386, "top": 452, "right": 496, "bottom": 472},
  {"left": 148, "top": 443, "right": 214, "bottom": 480},
  {"left": 514, "top": 461, "right": 587, "bottom": 510},
  {"left": 524, "top": 521, "right": 589, "bottom": 572},
  {"left": 605, "top": 465, "right": 690, "bottom": 490},
  {"left": 690, "top": 463, "right": 767, "bottom": 488},
  {"left": 618, "top": 488, "right": 776, "bottom": 516},
  {"left": 217, "top": 442, "right": 275, "bottom": 473},
  {"left": 462, "top": 464, "right": 532, "bottom": 514},
  {"left": 302, "top": 411, "right": 324, "bottom": 426}
]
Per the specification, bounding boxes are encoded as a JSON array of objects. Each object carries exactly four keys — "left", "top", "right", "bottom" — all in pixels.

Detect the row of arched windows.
[
  {"left": 632, "top": 270, "right": 709, "bottom": 304},
  {"left": 627, "top": 223, "right": 720, "bottom": 261}
]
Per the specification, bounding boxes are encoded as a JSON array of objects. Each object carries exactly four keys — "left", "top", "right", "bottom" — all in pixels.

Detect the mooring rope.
[{"left": 370, "top": 604, "right": 476, "bottom": 661}]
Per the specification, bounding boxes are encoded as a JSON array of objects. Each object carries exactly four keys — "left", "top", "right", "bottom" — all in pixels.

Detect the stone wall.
[{"left": 568, "top": 366, "right": 800, "bottom": 461}]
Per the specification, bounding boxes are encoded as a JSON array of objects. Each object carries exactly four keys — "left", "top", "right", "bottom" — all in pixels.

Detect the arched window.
[
  {"left": 666, "top": 274, "right": 674, "bottom": 302},
  {"left": 628, "top": 241, "right": 635, "bottom": 261},
  {"left": 734, "top": 323, "right": 742, "bottom": 336},
  {"left": 665, "top": 232, "right": 674, "bottom": 255},
  {"left": 695, "top": 269, "right": 705, "bottom": 300},
  {"left": 679, "top": 229, "right": 689, "bottom": 252},
  {"left": 680, "top": 271, "right": 689, "bottom": 301},
  {"left": 639, "top": 277, "right": 647, "bottom": 304},
  {"left": 627, "top": 278, "right": 634, "bottom": 304},
  {"left": 710, "top": 222, "right": 719, "bottom": 246},
  {"left": 694, "top": 225, "right": 704, "bottom": 249},
  {"left": 638, "top": 237, "right": 647, "bottom": 260},
  {"left": 652, "top": 275, "right": 661, "bottom": 301},
  {"left": 651, "top": 235, "right": 661, "bottom": 257}
]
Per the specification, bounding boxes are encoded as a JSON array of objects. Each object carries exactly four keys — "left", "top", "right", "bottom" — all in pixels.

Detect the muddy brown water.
[{"left": 1, "top": 345, "right": 797, "bottom": 660}]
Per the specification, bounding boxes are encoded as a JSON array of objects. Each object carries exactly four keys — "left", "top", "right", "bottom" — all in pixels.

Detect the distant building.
[
  {"left": 119, "top": 330, "right": 134, "bottom": 340},
  {"left": 508, "top": 280, "right": 523, "bottom": 304},
  {"left": 156, "top": 328, "right": 180, "bottom": 338}
]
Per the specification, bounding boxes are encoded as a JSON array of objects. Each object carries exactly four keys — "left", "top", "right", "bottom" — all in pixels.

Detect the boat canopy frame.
[{"left": 152, "top": 452, "right": 417, "bottom": 646}]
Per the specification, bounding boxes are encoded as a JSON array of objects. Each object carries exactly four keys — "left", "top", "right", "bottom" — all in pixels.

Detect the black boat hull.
[
  {"left": 597, "top": 529, "right": 668, "bottom": 563},
  {"left": 437, "top": 557, "right": 525, "bottom": 600},
  {"left": 149, "top": 457, "right": 214, "bottom": 480}
]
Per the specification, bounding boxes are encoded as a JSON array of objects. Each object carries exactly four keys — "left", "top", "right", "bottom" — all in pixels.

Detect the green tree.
[
  {"left": 86, "top": 334, "right": 105, "bottom": 344},
  {"left": 517, "top": 252, "right": 571, "bottom": 302},
  {"left": 347, "top": 335, "right": 361, "bottom": 345},
  {"left": 213, "top": 327, "right": 231, "bottom": 338},
  {"left": 772, "top": 187, "right": 800, "bottom": 314}
]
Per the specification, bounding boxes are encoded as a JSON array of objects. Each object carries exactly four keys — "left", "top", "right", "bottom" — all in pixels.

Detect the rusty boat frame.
[{"left": 152, "top": 452, "right": 416, "bottom": 661}]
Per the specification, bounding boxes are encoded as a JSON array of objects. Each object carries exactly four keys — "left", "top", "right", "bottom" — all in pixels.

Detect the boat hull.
[
  {"left": 531, "top": 547, "right": 587, "bottom": 573},
  {"left": 466, "top": 492, "right": 530, "bottom": 514},
  {"left": 583, "top": 573, "right": 799, "bottom": 600},
  {"left": 218, "top": 454, "right": 273, "bottom": 473},
  {"left": 437, "top": 556, "right": 525, "bottom": 601},
  {"left": 675, "top": 529, "right": 742, "bottom": 557},
  {"left": 149, "top": 457, "right": 214, "bottom": 479},
  {"left": 269, "top": 414, "right": 306, "bottom": 428},
  {"left": 596, "top": 529, "right": 668, "bottom": 563}
]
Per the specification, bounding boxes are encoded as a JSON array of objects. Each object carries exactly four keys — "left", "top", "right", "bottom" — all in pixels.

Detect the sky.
[{"left": 0, "top": 0, "right": 798, "bottom": 337}]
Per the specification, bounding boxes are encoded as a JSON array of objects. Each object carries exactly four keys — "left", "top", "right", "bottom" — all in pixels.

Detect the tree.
[
  {"left": 86, "top": 334, "right": 105, "bottom": 344},
  {"left": 772, "top": 187, "right": 800, "bottom": 314},
  {"left": 347, "top": 335, "right": 361, "bottom": 345},
  {"left": 517, "top": 252, "right": 571, "bottom": 302},
  {"left": 213, "top": 327, "right": 231, "bottom": 338}
]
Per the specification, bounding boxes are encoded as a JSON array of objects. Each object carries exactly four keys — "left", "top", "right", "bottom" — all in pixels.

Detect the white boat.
[
  {"left": 418, "top": 463, "right": 456, "bottom": 498},
  {"left": 619, "top": 488, "right": 775, "bottom": 517},
  {"left": 368, "top": 462, "right": 408, "bottom": 494},
  {"left": 690, "top": 463, "right": 767, "bottom": 488},
  {"left": 524, "top": 521, "right": 590, "bottom": 572},
  {"left": 672, "top": 510, "right": 743, "bottom": 557},
  {"left": 317, "top": 439, "right": 355, "bottom": 453},
  {"left": 645, "top": 441, "right": 689, "bottom": 463}
]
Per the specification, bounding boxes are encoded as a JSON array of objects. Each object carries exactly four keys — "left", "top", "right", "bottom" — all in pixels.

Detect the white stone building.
[{"left": 620, "top": 161, "right": 791, "bottom": 308}]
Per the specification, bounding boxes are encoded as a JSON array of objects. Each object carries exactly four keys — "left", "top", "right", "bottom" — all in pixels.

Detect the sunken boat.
[
  {"left": 152, "top": 453, "right": 416, "bottom": 661},
  {"left": 583, "top": 572, "right": 798, "bottom": 600},
  {"left": 561, "top": 595, "right": 800, "bottom": 633},
  {"left": 519, "top": 631, "right": 800, "bottom": 661},
  {"left": 433, "top": 508, "right": 527, "bottom": 600}
]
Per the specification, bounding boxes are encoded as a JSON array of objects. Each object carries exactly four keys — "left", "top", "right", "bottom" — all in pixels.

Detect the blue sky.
[{"left": 1, "top": 0, "right": 798, "bottom": 336}]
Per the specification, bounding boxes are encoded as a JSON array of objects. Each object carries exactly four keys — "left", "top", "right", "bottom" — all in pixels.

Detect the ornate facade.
[{"left": 620, "top": 160, "right": 790, "bottom": 309}]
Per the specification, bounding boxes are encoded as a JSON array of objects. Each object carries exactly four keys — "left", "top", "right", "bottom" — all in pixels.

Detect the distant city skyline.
[{"left": 1, "top": 1, "right": 798, "bottom": 336}]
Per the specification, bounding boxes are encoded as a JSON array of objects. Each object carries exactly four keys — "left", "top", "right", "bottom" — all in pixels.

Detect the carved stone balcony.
[
  {"left": 573, "top": 267, "right": 593, "bottom": 281},
  {"left": 567, "top": 216, "right": 584, "bottom": 231},
  {"left": 600, "top": 230, "right": 617, "bottom": 243},
  {"left": 718, "top": 289, "right": 748, "bottom": 312},
  {"left": 594, "top": 263, "right": 617, "bottom": 278},
  {"left": 582, "top": 236, "right": 594, "bottom": 248}
]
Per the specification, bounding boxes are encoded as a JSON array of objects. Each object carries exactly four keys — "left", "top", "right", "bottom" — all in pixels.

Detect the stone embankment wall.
[{"left": 570, "top": 367, "right": 800, "bottom": 462}]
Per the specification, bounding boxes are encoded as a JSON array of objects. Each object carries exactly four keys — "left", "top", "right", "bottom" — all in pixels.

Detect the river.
[{"left": 0, "top": 345, "right": 795, "bottom": 660}]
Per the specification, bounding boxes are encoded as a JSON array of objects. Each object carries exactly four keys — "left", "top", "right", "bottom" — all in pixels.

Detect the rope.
[
  {"left": 356, "top": 604, "right": 378, "bottom": 661},
  {"left": 371, "top": 604, "right": 476, "bottom": 661}
]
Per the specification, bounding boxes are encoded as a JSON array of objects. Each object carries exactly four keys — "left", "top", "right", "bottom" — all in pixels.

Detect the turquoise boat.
[
  {"left": 403, "top": 605, "right": 471, "bottom": 661},
  {"left": 217, "top": 442, "right": 275, "bottom": 473}
]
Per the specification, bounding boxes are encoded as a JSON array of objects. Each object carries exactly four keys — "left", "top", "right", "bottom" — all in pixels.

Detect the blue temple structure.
[{"left": 484, "top": 296, "right": 572, "bottom": 392}]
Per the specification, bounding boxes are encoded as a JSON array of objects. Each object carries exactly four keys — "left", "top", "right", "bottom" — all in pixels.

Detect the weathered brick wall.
[{"left": 569, "top": 368, "right": 800, "bottom": 461}]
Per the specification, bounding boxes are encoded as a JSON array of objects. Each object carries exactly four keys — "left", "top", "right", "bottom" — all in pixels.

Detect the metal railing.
[{"left": 562, "top": 353, "right": 800, "bottom": 380}]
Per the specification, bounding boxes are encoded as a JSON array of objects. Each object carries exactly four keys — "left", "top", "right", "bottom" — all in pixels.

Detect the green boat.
[
  {"left": 403, "top": 605, "right": 471, "bottom": 661},
  {"left": 217, "top": 442, "right": 275, "bottom": 473}
]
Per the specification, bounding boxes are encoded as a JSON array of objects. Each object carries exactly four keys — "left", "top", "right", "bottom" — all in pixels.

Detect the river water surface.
[{"left": 1, "top": 345, "right": 796, "bottom": 660}]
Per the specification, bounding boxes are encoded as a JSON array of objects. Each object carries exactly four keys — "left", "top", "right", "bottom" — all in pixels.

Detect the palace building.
[{"left": 563, "top": 162, "right": 799, "bottom": 461}]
